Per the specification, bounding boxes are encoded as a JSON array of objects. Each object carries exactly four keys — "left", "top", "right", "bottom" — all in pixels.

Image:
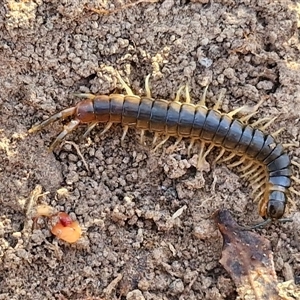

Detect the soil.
[{"left": 1, "top": 0, "right": 300, "bottom": 299}]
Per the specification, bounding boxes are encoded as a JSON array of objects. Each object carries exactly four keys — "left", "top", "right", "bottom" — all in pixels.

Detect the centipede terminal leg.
[
  {"left": 48, "top": 119, "right": 81, "bottom": 151},
  {"left": 28, "top": 107, "right": 76, "bottom": 133}
]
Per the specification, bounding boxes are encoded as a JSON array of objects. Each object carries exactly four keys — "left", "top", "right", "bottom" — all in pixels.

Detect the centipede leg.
[
  {"left": 213, "top": 89, "right": 225, "bottom": 111},
  {"left": 196, "top": 141, "right": 206, "bottom": 169},
  {"left": 152, "top": 132, "right": 160, "bottom": 146},
  {"left": 140, "top": 129, "right": 145, "bottom": 144},
  {"left": 291, "top": 160, "right": 300, "bottom": 169},
  {"left": 29, "top": 107, "right": 76, "bottom": 133},
  {"left": 257, "top": 117, "right": 277, "bottom": 131},
  {"left": 199, "top": 85, "right": 209, "bottom": 106},
  {"left": 240, "top": 111, "right": 258, "bottom": 124},
  {"left": 291, "top": 176, "right": 300, "bottom": 184},
  {"left": 218, "top": 152, "right": 236, "bottom": 164},
  {"left": 99, "top": 122, "right": 113, "bottom": 136},
  {"left": 187, "top": 138, "right": 196, "bottom": 156},
  {"left": 197, "top": 143, "right": 214, "bottom": 169},
  {"left": 212, "top": 148, "right": 226, "bottom": 165},
  {"left": 145, "top": 74, "right": 151, "bottom": 98},
  {"left": 240, "top": 164, "right": 261, "bottom": 179},
  {"left": 289, "top": 187, "right": 300, "bottom": 196},
  {"left": 174, "top": 137, "right": 183, "bottom": 147},
  {"left": 253, "top": 190, "right": 264, "bottom": 204},
  {"left": 82, "top": 121, "right": 98, "bottom": 139},
  {"left": 271, "top": 128, "right": 285, "bottom": 138},
  {"left": 248, "top": 167, "right": 264, "bottom": 181},
  {"left": 239, "top": 161, "right": 255, "bottom": 172},
  {"left": 185, "top": 85, "right": 191, "bottom": 104},
  {"left": 258, "top": 195, "right": 268, "bottom": 216},
  {"left": 48, "top": 119, "right": 80, "bottom": 151},
  {"left": 116, "top": 72, "right": 134, "bottom": 96},
  {"left": 227, "top": 106, "right": 246, "bottom": 118},
  {"left": 153, "top": 135, "right": 170, "bottom": 152},
  {"left": 121, "top": 125, "right": 129, "bottom": 146},
  {"left": 174, "top": 85, "right": 185, "bottom": 102},
  {"left": 252, "top": 181, "right": 265, "bottom": 197},
  {"left": 251, "top": 172, "right": 266, "bottom": 185},
  {"left": 237, "top": 99, "right": 264, "bottom": 123},
  {"left": 250, "top": 117, "right": 272, "bottom": 128},
  {"left": 227, "top": 157, "right": 246, "bottom": 168}
]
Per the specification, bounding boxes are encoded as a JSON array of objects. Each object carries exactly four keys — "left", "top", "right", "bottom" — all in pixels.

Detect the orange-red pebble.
[{"left": 50, "top": 212, "right": 82, "bottom": 243}]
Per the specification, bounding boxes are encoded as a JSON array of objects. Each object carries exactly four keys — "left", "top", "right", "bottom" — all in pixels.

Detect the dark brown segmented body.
[{"left": 29, "top": 82, "right": 293, "bottom": 224}]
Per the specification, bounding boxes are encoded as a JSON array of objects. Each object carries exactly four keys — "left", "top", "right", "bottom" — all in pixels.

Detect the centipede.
[{"left": 29, "top": 72, "right": 300, "bottom": 228}]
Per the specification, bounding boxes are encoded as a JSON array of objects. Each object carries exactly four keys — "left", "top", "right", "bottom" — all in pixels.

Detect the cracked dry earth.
[{"left": 1, "top": 0, "right": 300, "bottom": 299}]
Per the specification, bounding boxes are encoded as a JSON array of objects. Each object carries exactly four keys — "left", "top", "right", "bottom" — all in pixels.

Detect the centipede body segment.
[{"left": 29, "top": 72, "right": 295, "bottom": 225}]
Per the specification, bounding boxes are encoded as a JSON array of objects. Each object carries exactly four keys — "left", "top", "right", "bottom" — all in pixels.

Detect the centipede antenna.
[
  {"left": 199, "top": 85, "right": 209, "bottom": 106},
  {"left": 174, "top": 85, "right": 185, "bottom": 102},
  {"left": 115, "top": 71, "right": 134, "bottom": 96},
  {"left": 241, "top": 218, "right": 272, "bottom": 230},
  {"left": 278, "top": 218, "right": 293, "bottom": 224},
  {"left": 145, "top": 74, "right": 151, "bottom": 98},
  {"left": 82, "top": 121, "right": 98, "bottom": 139},
  {"left": 242, "top": 216, "right": 293, "bottom": 231}
]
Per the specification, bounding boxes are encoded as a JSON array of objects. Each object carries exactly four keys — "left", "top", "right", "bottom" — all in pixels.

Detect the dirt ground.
[{"left": 1, "top": 0, "right": 300, "bottom": 299}]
